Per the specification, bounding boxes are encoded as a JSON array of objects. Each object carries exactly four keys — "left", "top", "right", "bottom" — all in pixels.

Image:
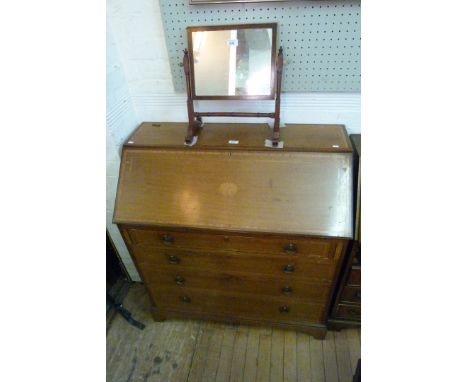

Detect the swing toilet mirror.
[{"left": 187, "top": 23, "right": 277, "bottom": 100}]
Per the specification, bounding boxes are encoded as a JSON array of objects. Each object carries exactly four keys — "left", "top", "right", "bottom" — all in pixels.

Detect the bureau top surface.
[{"left": 125, "top": 122, "right": 352, "bottom": 153}]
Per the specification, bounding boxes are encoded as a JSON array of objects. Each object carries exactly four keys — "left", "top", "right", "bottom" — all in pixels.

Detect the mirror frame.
[{"left": 186, "top": 23, "right": 277, "bottom": 100}]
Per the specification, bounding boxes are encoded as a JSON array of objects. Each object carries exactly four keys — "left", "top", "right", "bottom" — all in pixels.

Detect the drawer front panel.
[
  {"left": 335, "top": 304, "right": 361, "bottom": 321},
  {"left": 340, "top": 286, "right": 361, "bottom": 305},
  {"left": 127, "top": 227, "right": 337, "bottom": 261},
  {"left": 347, "top": 268, "right": 361, "bottom": 286},
  {"left": 134, "top": 246, "right": 335, "bottom": 282},
  {"left": 148, "top": 286, "right": 324, "bottom": 323},
  {"left": 140, "top": 264, "right": 331, "bottom": 303}
]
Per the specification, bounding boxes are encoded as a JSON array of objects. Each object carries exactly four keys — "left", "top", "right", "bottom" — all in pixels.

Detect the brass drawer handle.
[
  {"left": 279, "top": 306, "right": 290, "bottom": 313},
  {"left": 161, "top": 234, "right": 174, "bottom": 245},
  {"left": 283, "top": 264, "right": 295, "bottom": 273},
  {"left": 282, "top": 286, "right": 293, "bottom": 295},
  {"left": 180, "top": 296, "right": 191, "bottom": 303},
  {"left": 175, "top": 275, "right": 185, "bottom": 285},
  {"left": 168, "top": 255, "right": 180, "bottom": 264},
  {"left": 284, "top": 243, "right": 297, "bottom": 254}
]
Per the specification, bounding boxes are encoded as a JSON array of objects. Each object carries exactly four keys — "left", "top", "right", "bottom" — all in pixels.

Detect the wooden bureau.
[{"left": 114, "top": 122, "right": 353, "bottom": 339}]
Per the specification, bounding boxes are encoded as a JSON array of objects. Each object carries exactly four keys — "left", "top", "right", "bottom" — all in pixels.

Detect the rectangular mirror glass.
[{"left": 188, "top": 24, "right": 277, "bottom": 100}]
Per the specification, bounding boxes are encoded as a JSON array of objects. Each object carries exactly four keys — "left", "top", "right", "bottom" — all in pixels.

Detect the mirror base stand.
[{"left": 185, "top": 117, "right": 203, "bottom": 145}]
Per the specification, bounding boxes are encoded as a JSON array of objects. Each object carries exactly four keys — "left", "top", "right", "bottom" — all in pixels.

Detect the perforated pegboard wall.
[{"left": 160, "top": 0, "right": 360, "bottom": 93}]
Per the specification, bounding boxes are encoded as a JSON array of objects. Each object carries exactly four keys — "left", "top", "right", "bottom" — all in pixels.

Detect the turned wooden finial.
[{"left": 183, "top": 49, "right": 190, "bottom": 76}]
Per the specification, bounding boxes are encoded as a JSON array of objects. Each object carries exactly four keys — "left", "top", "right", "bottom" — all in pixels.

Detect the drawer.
[
  {"left": 347, "top": 268, "right": 361, "bottom": 286},
  {"left": 148, "top": 286, "right": 324, "bottom": 324},
  {"left": 127, "top": 227, "right": 338, "bottom": 261},
  {"left": 340, "top": 286, "right": 361, "bottom": 305},
  {"left": 140, "top": 264, "right": 331, "bottom": 303},
  {"left": 351, "top": 249, "right": 361, "bottom": 267},
  {"left": 335, "top": 304, "right": 361, "bottom": 321},
  {"left": 134, "top": 246, "right": 336, "bottom": 282}
]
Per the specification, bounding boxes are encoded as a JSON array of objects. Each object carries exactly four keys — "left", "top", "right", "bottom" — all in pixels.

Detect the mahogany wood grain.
[
  {"left": 272, "top": 47, "right": 283, "bottom": 145},
  {"left": 283, "top": 124, "right": 352, "bottom": 152},
  {"left": 340, "top": 286, "right": 361, "bottom": 305},
  {"left": 183, "top": 48, "right": 197, "bottom": 143},
  {"left": 114, "top": 148, "right": 353, "bottom": 237},
  {"left": 139, "top": 265, "right": 332, "bottom": 303},
  {"left": 147, "top": 285, "right": 324, "bottom": 323},
  {"left": 133, "top": 246, "right": 336, "bottom": 281},
  {"left": 115, "top": 122, "right": 353, "bottom": 338},
  {"left": 328, "top": 240, "right": 361, "bottom": 328},
  {"left": 127, "top": 226, "right": 339, "bottom": 261},
  {"left": 194, "top": 111, "right": 275, "bottom": 118},
  {"left": 125, "top": 122, "right": 352, "bottom": 153},
  {"left": 334, "top": 304, "right": 361, "bottom": 321},
  {"left": 347, "top": 268, "right": 361, "bottom": 287}
]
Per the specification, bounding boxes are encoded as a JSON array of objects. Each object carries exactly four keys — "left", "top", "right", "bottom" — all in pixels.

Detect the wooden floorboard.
[
  {"left": 322, "top": 332, "right": 340, "bottom": 382},
  {"left": 107, "top": 284, "right": 360, "bottom": 382},
  {"left": 310, "top": 336, "right": 326, "bottom": 382},
  {"left": 283, "top": 331, "right": 297, "bottom": 382},
  {"left": 296, "top": 333, "right": 311, "bottom": 381},
  {"left": 256, "top": 333, "right": 272, "bottom": 382},
  {"left": 345, "top": 328, "right": 361, "bottom": 373},
  {"left": 229, "top": 326, "right": 249, "bottom": 382},
  {"left": 333, "top": 331, "right": 353, "bottom": 382},
  {"left": 216, "top": 324, "right": 237, "bottom": 382},
  {"left": 270, "top": 329, "right": 285, "bottom": 382}
]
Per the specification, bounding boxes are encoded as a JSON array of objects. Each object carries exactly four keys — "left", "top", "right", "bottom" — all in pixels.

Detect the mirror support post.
[
  {"left": 272, "top": 47, "right": 283, "bottom": 147},
  {"left": 183, "top": 49, "right": 201, "bottom": 144}
]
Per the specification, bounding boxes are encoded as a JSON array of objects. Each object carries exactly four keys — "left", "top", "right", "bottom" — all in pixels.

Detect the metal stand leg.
[{"left": 106, "top": 292, "right": 145, "bottom": 330}]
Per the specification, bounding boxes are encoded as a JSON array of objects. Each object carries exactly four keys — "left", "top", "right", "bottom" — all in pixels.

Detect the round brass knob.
[
  {"left": 284, "top": 243, "right": 297, "bottom": 254},
  {"left": 180, "top": 296, "right": 191, "bottom": 303},
  {"left": 168, "top": 255, "right": 180, "bottom": 264},
  {"left": 282, "top": 286, "right": 293, "bottom": 295},
  {"left": 279, "top": 306, "right": 290, "bottom": 313},
  {"left": 161, "top": 235, "right": 174, "bottom": 245},
  {"left": 175, "top": 276, "right": 185, "bottom": 285},
  {"left": 283, "top": 264, "right": 295, "bottom": 273}
]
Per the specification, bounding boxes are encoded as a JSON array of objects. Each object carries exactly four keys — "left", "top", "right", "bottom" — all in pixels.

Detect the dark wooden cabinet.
[
  {"left": 328, "top": 134, "right": 361, "bottom": 328},
  {"left": 114, "top": 122, "right": 354, "bottom": 339},
  {"left": 329, "top": 241, "right": 361, "bottom": 324}
]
